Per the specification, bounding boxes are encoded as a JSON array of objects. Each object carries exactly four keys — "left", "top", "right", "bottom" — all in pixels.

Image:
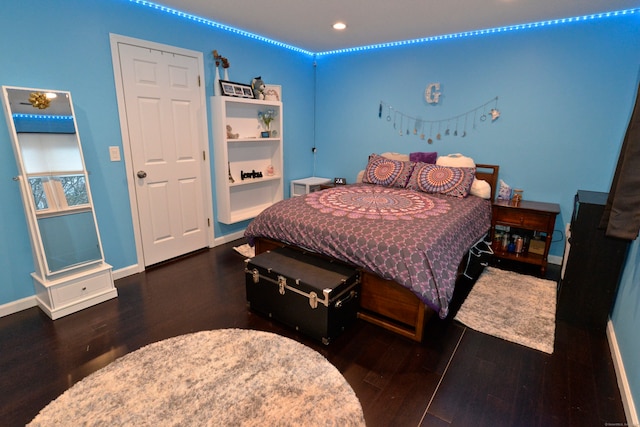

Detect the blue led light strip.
[
  {"left": 128, "top": 0, "right": 314, "bottom": 56},
  {"left": 13, "top": 114, "right": 73, "bottom": 121},
  {"left": 128, "top": 1, "right": 639, "bottom": 56},
  {"left": 317, "top": 8, "right": 640, "bottom": 56}
]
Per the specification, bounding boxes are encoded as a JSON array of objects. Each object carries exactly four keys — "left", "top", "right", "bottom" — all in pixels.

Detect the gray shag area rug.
[
  {"left": 455, "top": 267, "right": 557, "bottom": 354},
  {"left": 29, "top": 329, "right": 365, "bottom": 426}
]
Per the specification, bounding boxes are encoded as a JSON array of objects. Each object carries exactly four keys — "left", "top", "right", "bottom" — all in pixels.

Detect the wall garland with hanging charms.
[{"left": 378, "top": 96, "right": 500, "bottom": 143}]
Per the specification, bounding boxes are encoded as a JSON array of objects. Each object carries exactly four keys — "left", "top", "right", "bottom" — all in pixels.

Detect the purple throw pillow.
[{"left": 409, "top": 151, "right": 437, "bottom": 164}]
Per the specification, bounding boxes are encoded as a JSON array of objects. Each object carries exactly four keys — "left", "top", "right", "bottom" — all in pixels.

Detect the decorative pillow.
[
  {"left": 409, "top": 151, "right": 437, "bottom": 164},
  {"left": 380, "top": 152, "right": 409, "bottom": 161},
  {"left": 470, "top": 178, "right": 491, "bottom": 199},
  {"left": 437, "top": 153, "right": 492, "bottom": 198},
  {"left": 362, "top": 153, "right": 415, "bottom": 188},
  {"left": 436, "top": 153, "right": 475, "bottom": 168},
  {"left": 407, "top": 163, "right": 476, "bottom": 198}
]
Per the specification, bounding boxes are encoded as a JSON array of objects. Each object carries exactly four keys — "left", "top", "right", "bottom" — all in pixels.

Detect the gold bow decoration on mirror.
[{"left": 28, "top": 92, "right": 51, "bottom": 109}]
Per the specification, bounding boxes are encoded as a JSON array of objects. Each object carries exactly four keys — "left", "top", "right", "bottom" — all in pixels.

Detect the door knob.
[{"left": 137, "top": 170, "right": 147, "bottom": 179}]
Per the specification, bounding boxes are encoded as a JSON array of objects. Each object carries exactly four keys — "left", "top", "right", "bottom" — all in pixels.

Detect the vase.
[{"left": 261, "top": 123, "right": 271, "bottom": 138}]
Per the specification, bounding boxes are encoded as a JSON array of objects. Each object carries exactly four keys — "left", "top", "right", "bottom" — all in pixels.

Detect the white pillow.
[
  {"left": 380, "top": 152, "right": 409, "bottom": 161},
  {"left": 436, "top": 153, "right": 475, "bottom": 168},
  {"left": 437, "top": 153, "right": 492, "bottom": 199},
  {"left": 470, "top": 178, "right": 491, "bottom": 199}
]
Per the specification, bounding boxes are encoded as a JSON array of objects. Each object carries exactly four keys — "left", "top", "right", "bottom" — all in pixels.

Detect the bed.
[{"left": 244, "top": 153, "right": 499, "bottom": 341}]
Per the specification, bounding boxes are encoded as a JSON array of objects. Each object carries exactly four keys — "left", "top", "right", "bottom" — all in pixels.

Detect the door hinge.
[
  {"left": 207, "top": 218, "right": 211, "bottom": 227},
  {"left": 202, "top": 150, "right": 206, "bottom": 161}
]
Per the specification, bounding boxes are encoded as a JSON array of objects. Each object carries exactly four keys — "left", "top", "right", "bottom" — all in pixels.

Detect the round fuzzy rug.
[{"left": 29, "top": 329, "right": 365, "bottom": 426}]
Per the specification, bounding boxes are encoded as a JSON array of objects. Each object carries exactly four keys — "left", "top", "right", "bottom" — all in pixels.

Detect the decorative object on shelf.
[
  {"left": 213, "top": 50, "right": 229, "bottom": 70},
  {"left": 241, "top": 169, "right": 263, "bottom": 180},
  {"left": 424, "top": 83, "right": 441, "bottom": 104},
  {"left": 266, "top": 165, "right": 275, "bottom": 176},
  {"left": 379, "top": 96, "right": 500, "bottom": 141},
  {"left": 228, "top": 162, "right": 235, "bottom": 183},
  {"left": 251, "top": 76, "right": 266, "bottom": 100},
  {"left": 226, "top": 124, "right": 239, "bottom": 139},
  {"left": 212, "top": 50, "right": 230, "bottom": 95},
  {"left": 258, "top": 108, "right": 277, "bottom": 137},
  {"left": 512, "top": 188, "right": 523, "bottom": 204},
  {"left": 264, "top": 84, "right": 281, "bottom": 101},
  {"left": 219, "top": 80, "right": 254, "bottom": 98}
]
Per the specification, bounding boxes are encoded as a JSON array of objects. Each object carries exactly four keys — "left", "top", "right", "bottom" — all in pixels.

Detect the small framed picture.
[
  {"left": 220, "top": 81, "right": 235, "bottom": 96},
  {"left": 242, "top": 87, "right": 254, "bottom": 98},
  {"left": 263, "top": 84, "right": 282, "bottom": 101},
  {"left": 220, "top": 80, "right": 255, "bottom": 98}
]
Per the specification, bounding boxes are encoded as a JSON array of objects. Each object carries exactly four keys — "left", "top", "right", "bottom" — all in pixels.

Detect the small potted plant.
[{"left": 258, "top": 109, "right": 277, "bottom": 137}]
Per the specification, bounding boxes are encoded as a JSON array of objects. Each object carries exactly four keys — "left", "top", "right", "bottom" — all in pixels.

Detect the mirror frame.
[{"left": 2, "top": 86, "right": 105, "bottom": 276}]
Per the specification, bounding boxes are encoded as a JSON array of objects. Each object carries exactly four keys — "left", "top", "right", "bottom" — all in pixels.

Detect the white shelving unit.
[{"left": 212, "top": 96, "right": 283, "bottom": 224}]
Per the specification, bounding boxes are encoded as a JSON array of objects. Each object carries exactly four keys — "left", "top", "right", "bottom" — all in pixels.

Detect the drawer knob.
[{"left": 82, "top": 287, "right": 87, "bottom": 291}]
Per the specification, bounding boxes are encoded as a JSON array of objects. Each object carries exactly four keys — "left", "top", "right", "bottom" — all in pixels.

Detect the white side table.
[{"left": 290, "top": 177, "right": 332, "bottom": 197}]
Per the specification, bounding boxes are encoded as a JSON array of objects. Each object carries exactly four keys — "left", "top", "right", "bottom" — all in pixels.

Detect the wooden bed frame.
[{"left": 255, "top": 164, "right": 499, "bottom": 342}]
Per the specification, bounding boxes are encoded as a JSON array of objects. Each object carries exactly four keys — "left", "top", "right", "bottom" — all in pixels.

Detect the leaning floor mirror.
[{"left": 2, "top": 86, "right": 116, "bottom": 319}]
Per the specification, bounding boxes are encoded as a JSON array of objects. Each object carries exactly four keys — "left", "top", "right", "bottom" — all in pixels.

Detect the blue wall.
[
  {"left": 0, "top": 0, "right": 315, "bottom": 303},
  {"left": 1, "top": 0, "right": 639, "bottom": 417},
  {"left": 313, "top": 17, "right": 640, "bottom": 260}
]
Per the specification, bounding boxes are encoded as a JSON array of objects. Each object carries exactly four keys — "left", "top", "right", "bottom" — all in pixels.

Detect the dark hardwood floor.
[{"left": 0, "top": 240, "right": 626, "bottom": 426}]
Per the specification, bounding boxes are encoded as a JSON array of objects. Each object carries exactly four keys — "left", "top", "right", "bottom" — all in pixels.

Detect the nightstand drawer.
[{"left": 493, "top": 208, "right": 552, "bottom": 229}]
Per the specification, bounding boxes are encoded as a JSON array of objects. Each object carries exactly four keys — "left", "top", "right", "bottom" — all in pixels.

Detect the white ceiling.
[{"left": 155, "top": 0, "right": 640, "bottom": 52}]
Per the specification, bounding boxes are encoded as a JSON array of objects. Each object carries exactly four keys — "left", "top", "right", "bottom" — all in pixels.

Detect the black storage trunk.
[{"left": 245, "top": 247, "right": 360, "bottom": 344}]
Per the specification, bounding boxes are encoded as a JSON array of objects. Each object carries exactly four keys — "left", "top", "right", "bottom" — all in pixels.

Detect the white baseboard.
[
  {"left": 607, "top": 319, "right": 639, "bottom": 425},
  {"left": 112, "top": 264, "right": 139, "bottom": 281},
  {"left": 213, "top": 229, "right": 246, "bottom": 246},
  {"left": 548, "top": 254, "right": 562, "bottom": 265},
  {"left": 1, "top": 231, "right": 247, "bottom": 318},
  {"left": 0, "top": 295, "right": 37, "bottom": 317}
]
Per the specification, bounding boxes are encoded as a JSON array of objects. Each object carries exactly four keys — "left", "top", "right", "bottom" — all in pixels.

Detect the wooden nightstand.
[{"left": 491, "top": 199, "right": 560, "bottom": 275}]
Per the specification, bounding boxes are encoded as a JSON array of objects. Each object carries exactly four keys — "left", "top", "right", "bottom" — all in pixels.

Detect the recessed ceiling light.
[{"left": 332, "top": 22, "right": 347, "bottom": 30}]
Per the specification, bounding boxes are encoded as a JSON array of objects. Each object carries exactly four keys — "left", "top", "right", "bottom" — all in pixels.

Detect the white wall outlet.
[{"left": 109, "top": 146, "right": 121, "bottom": 162}]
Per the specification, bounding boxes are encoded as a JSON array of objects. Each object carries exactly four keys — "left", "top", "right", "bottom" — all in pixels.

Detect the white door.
[{"left": 111, "top": 36, "right": 211, "bottom": 267}]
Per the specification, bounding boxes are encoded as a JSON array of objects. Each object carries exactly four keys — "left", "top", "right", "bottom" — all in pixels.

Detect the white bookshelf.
[{"left": 211, "top": 96, "right": 283, "bottom": 224}]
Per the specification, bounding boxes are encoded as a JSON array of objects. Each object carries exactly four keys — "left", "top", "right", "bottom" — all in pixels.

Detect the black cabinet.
[{"left": 557, "top": 191, "right": 629, "bottom": 332}]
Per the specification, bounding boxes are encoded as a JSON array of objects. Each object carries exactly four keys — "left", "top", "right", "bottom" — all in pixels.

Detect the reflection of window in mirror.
[
  {"left": 29, "top": 177, "right": 48, "bottom": 210},
  {"left": 58, "top": 175, "right": 89, "bottom": 206},
  {"left": 28, "top": 174, "right": 89, "bottom": 212}
]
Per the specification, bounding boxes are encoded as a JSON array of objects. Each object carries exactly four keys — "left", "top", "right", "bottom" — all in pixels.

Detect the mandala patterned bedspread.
[{"left": 244, "top": 184, "right": 492, "bottom": 318}]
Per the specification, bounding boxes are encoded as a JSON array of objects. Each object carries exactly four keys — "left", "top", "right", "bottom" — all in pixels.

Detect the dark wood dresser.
[{"left": 556, "top": 190, "right": 629, "bottom": 332}]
